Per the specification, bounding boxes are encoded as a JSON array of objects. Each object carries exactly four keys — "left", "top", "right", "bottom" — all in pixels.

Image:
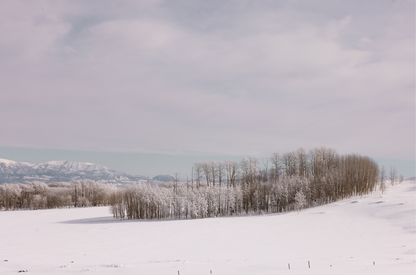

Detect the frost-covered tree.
[
  {"left": 0, "top": 181, "right": 116, "bottom": 211},
  {"left": 217, "top": 161, "right": 224, "bottom": 185},
  {"left": 270, "top": 152, "right": 282, "bottom": 182},
  {"left": 296, "top": 148, "right": 308, "bottom": 178},
  {"left": 194, "top": 162, "right": 203, "bottom": 188},
  {"left": 295, "top": 190, "right": 306, "bottom": 213},
  {"left": 172, "top": 171, "right": 180, "bottom": 194},
  {"left": 225, "top": 160, "right": 239, "bottom": 187},
  {"left": 201, "top": 161, "right": 212, "bottom": 187}
]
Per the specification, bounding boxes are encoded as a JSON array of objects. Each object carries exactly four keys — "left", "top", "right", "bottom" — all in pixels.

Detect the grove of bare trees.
[
  {"left": 0, "top": 147, "right": 401, "bottom": 221},
  {"left": 0, "top": 181, "right": 116, "bottom": 210},
  {"left": 109, "top": 147, "right": 386, "bottom": 220}
]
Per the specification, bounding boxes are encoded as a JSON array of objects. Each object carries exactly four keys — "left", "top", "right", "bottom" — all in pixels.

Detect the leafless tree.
[
  {"left": 390, "top": 167, "right": 397, "bottom": 185},
  {"left": 194, "top": 162, "right": 203, "bottom": 189},
  {"left": 282, "top": 151, "right": 297, "bottom": 176},
  {"left": 201, "top": 161, "right": 211, "bottom": 187},
  {"left": 380, "top": 165, "right": 387, "bottom": 194},
  {"left": 296, "top": 147, "right": 308, "bottom": 178},
  {"left": 217, "top": 161, "right": 225, "bottom": 185},
  {"left": 210, "top": 161, "right": 217, "bottom": 186},
  {"left": 270, "top": 152, "right": 282, "bottom": 182},
  {"left": 172, "top": 171, "right": 180, "bottom": 193}
]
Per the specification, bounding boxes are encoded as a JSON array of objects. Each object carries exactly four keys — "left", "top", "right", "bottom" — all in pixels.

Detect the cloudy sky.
[{"left": 0, "top": 0, "right": 414, "bottom": 176}]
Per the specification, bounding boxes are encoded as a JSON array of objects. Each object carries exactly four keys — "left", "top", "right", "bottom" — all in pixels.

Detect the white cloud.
[{"left": 0, "top": 0, "right": 414, "bottom": 161}]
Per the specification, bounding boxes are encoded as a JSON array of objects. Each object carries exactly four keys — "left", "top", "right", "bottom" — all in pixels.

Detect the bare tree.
[
  {"left": 390, "top": 167, "right": 397, "bottom": 186},
  {"left": 270, "top": 152, "right": 282, "bottom": 182},
  {"left": 201, "top": 161, "right": 211, "bottom": 187},
  {"left": 225, "top": 160, "right": 239, "bottom": 187},
  {"left": 194, "top": 162, "right": 203, "bottom": 189},
  {"left": 296, "top": 147, "right": 308, "bottom": 178},
  {"left": 217, "top": 161, "right": 225, "bottom": 185},
  {"left": 172, "top": 171, "right": 180, "bottom": 193},
  {"left": 211, "top": 161, "right": 217, "bottom": 186},
  {"left": 249, "top": 157, "right": 259, "bottom": 186},
  {"left": 282, "top": 151, "right": 297, "bottom": 176},
  {"left": 262, "top": 158, "right": 269, "bottom": 183},
  {"left": 380, "top": 165, "right": 387, "bottom": 194}
]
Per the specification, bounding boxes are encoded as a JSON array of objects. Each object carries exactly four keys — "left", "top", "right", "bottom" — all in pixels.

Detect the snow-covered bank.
[{"left": 0, "top": 180, "right": 414, "bottom": 275}]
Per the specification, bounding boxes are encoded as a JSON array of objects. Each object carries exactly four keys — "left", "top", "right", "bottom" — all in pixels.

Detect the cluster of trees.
[
  {"left": 1, "top": 147, "right": 403, "bottom": 220},
  {"left": 110, "top": 147, "right": 389, "bottom": 220},
  {"left": 0, "top": 181, "right": 116, "bottom": 210},
  {"left": 379, "top": 165, "right": 403, "bottom": 194}
]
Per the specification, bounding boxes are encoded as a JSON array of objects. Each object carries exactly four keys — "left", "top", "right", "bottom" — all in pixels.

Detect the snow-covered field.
[{"left": 1, "top": 180, "right": 415, "bottom": 275}]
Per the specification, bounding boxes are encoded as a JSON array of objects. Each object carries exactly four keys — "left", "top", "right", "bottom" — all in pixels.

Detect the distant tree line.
[
  {"left": 109, "top": 147, "right": 400, "bottom": 220},
  {"left": 0, "top": 181, "right": 116, "bottom": 210},
  {"left": 1, "top": 147, "right": 403, "bottom": 218}
]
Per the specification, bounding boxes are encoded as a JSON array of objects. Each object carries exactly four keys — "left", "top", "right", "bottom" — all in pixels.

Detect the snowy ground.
[{"left": 1, "top": 180, "right": 415, "bottom": 275}]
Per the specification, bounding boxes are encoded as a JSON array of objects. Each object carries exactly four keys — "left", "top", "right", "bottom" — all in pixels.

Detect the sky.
[{"left": 0, "top": 0, "right": 414, "bottom": 177}]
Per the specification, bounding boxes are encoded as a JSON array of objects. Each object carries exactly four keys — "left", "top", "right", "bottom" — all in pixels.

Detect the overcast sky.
[{"left": 0, "top": 0, "right": 414, "bottom": 176}]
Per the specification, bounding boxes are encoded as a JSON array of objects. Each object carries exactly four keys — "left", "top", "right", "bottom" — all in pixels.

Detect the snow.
[
  {"left": 0, "top": 180, "right": 414, "bottom": 275},
  {"left": 0, "top": 158, "right": 17, "bottom": 165},
  {"left": 42, "top": 160, "right": 68, "bottom": 166},
  {"left": 0, "top": 158, "right": 140, "bottom": 184},
  {"left": 31, "top": 160, "right": 109, "bottom": 172},
  {"left": 0, "top": 159, "right": 32, "bottom": 167}
]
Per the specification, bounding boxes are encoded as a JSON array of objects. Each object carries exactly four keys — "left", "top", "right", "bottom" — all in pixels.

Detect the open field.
[{"left": 0, "top": 180, "right": 415, "bottom": 275}]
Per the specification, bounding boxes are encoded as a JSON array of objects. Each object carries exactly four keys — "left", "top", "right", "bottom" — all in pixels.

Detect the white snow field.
[{"left": 1, "top": 180, "right": 415, "bottom": 275}]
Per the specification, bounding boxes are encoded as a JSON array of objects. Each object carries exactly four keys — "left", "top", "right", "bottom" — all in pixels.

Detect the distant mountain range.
[{"left": 0, "top": 158, "right": 151, "bottom": 185}]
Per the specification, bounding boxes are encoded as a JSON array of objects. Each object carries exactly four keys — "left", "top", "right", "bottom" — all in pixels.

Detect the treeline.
[
  {"left": 0, "top": 147, "right": 402, "bottom": 219},
  {"left": 0, "top": 181, "right": 116, "bottom": 210},
  {"left": 110, "top": 147, "right": 389, "bottom": 220}
]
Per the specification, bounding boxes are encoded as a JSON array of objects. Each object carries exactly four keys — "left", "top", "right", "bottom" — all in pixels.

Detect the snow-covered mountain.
[{"left": 0, "top": 158, "right": 148, "bottom": 184}]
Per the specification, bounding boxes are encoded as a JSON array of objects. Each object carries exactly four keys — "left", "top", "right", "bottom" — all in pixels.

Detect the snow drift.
[{"left": 0, "top": 180, "right": 414, "bottom": 275}]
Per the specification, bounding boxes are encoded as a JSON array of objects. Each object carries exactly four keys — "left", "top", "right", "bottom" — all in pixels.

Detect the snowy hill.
[
  {"left": 0, "top": 158, "right": 148, "bottom": 184},
  {"left": 0, "top": 179, "right": 414, "bottom": 274}
]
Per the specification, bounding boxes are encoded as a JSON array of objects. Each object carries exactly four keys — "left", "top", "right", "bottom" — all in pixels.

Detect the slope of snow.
[
  {"left": 39, "top": 160, "right": 68, "bottom": 166},
  {"left": 0, "top": 180, "right": 414, "bottom": 275},
  {"left": 32, "top": 160, "right": 109, "bottom": 173},
  {"left": 0, "top": 158, "right": 18, "bottom": 166},
  {"left": 0, "top": 158, "right": 32, "bottom": 167}
]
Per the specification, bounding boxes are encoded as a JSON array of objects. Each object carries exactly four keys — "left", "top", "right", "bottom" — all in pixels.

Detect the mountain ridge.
[{"left": 0, "top": 158, "right": 149, "bottom": 185}]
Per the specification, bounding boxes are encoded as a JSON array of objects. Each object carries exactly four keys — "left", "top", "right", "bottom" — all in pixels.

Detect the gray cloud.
[{"left": 0, "top": 0, "right": 414, "bottom": 161}]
